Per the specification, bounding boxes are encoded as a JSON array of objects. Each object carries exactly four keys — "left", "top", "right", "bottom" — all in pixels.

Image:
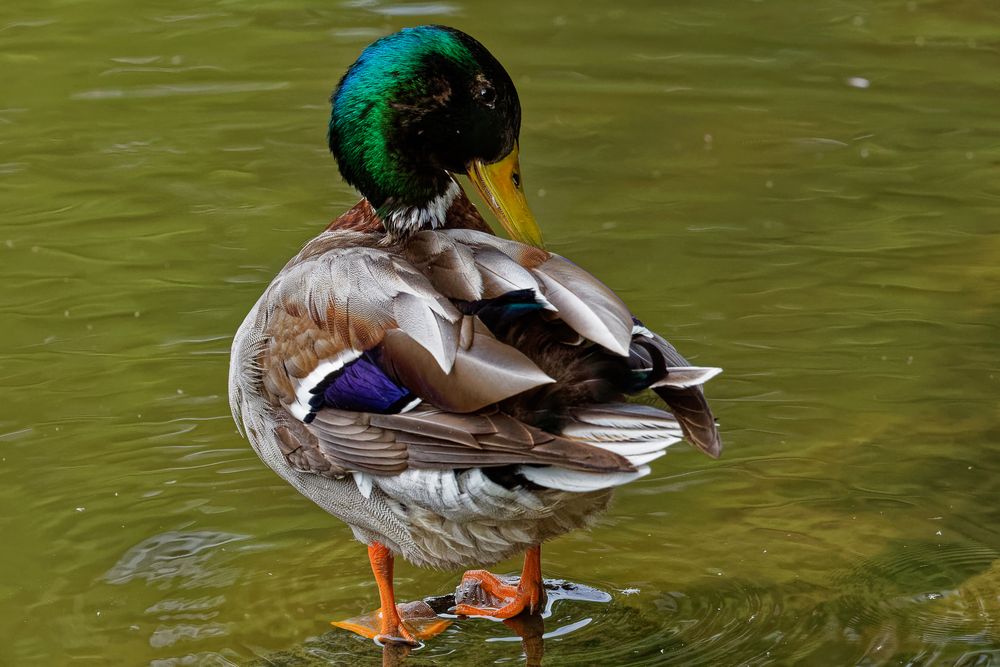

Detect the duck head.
[{"left": 329, "top": 25, "right": 543, "bottom": 245}]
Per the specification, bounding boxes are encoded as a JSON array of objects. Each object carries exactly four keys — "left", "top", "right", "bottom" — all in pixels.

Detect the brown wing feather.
[
  {"left": 275, "top": 404, "right": 634, "bottom": 478},
  {"left": 379, "top": 325, "right": 554, "bottom": 414}
]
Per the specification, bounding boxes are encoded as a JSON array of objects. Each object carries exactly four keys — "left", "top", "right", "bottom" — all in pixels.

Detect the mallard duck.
[{"left": 229, "top": 25, "right": 721, "bottom": 645}]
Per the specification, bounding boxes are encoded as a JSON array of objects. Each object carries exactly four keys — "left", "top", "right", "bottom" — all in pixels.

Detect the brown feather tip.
[{"left": 654, "top": 386, "right": 722, "bottom": 459}]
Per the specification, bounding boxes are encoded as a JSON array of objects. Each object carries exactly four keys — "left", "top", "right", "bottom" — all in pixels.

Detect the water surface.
[{"left": 2, "top": 0, "right": 999, "bottom": 664}]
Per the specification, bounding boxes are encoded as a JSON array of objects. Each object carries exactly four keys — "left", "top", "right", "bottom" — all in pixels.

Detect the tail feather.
[
  {"left": 515, "top": 402, "right": 681, "bottom": 492},
  {"left": 654, "top": 385, "right": 722, "bottom": 459},
  {"left": 632, "top": 321, "right": 723, "bottom": 458},
  {"left": 651, "top": 365, "right": 723, "bottom": 389},
  {"left": 518, "top": 465, "right": 651, "bottom": 492}
]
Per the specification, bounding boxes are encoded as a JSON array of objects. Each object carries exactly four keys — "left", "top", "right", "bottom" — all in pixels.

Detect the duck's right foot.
[{"left": 332, "top": 600, "right": 450, "bottom": 645}]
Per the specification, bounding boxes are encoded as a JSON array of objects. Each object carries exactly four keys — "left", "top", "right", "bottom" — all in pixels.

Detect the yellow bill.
[{"left": 466, "top": 142, "right": 544, "bottom": 248}]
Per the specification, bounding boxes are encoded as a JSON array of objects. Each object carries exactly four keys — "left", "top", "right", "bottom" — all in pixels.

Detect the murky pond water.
[{"left": 2, "top": 0, "right": 999, "bottom": 664}]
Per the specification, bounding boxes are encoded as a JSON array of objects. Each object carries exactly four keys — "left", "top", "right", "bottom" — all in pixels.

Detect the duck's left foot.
[
  {"left": 453, "top": 570, "right": 545, "bottom": 618},
  {"left": 452, "top": 545, "right": 546, "bottom": 619},
  {"left": 332, "top": 600, "right": 451, "bottom": 644}
]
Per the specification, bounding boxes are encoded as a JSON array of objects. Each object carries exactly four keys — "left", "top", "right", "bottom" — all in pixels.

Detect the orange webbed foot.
[
  {"left": 452, "top": 573, "right": 545, "bottom": 618},
  {"left": 333, "top": 542, "right": 451, "bottom": 645},
  {"left": 332, "top": 600, "right": 450, "bottom": 645},
  {"left": 452, "top": 546, "right": 546, "bottom": 619}
]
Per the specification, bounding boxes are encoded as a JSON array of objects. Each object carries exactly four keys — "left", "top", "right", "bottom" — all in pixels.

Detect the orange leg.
[
  {"left": 453, "top": 544, "right": 546, "bottom": 619},
  {"left": 332, "top": 542, "right": 450, "bottom": 645}
]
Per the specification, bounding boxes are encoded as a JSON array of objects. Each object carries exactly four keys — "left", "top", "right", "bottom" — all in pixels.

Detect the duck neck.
[{"left": 377, "top": 175, "right": 461, "bottom": 237}]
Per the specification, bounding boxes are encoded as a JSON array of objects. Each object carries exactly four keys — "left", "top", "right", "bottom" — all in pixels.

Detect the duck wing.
[
  {"left": 410, "top": 229, "right": 723, "bottom": 459},
  {"left": 229, "top": 229, "right": 637, "bottom": 486},
  {"left": 230, "top": 226, "right": 721, "bottom": 498}
]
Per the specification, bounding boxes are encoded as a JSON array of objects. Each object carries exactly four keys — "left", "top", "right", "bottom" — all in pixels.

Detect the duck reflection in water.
[{"left": 380, "top": 614, "right": 544, "bottom": 667}]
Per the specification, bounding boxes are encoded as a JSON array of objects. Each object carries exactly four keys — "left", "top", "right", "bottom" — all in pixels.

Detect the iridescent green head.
[{"left": 329, "top": 25, "right": 543, "bottom": 245}]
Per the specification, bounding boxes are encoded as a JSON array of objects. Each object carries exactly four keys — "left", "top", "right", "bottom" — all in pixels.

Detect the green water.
[{"left": 2, "top": 0, "right": 999, "bottom": 664}]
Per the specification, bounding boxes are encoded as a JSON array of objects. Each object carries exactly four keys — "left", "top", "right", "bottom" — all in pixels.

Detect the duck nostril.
[{"left": 512, "top": 172, "right": 521, "bottom": 188}]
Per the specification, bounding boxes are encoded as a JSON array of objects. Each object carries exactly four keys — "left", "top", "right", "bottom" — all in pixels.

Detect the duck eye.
[{"left": 477, "top": 85, "right": 496, "bottom": 108}]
